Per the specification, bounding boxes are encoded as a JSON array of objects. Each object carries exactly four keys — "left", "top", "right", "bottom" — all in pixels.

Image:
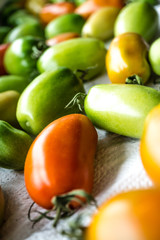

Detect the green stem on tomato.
[{"left": 125, "top": 74, "right": 143, "bottom": 85}]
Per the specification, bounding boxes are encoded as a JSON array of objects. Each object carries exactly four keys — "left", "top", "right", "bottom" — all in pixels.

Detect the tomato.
[
  {"left": 86, "top": 188, "right": 160, "bottom": 240},
  {"left": 45, "top": 13, "right": 85, "bottom": 39},
  {"left": 0, "top": 43, "right": 10, "bottom": 76},
  {"left": 82, "top": 7, "right": 120, "bottom": 41},
  {"left": 25, "top": 0, "right": 47, "bottom": 16},
  {"left": 149, "top": 38, "right": 160, "bottom": 76},
  {"left": 140, "top": 104, "right": 160, "bottom": 186},
  {"left": 24, "top": 114, "right": 98, "bottom": 209},
  {"left": 114, "top": 1, "right": 158, "bottom": 43},
  {"left": 46, "top": 32, "right": 80, "bottom": 46},
  {"left": 40, "top": 2, "right": 76, "bottom": 25},
  {"left": 75, "top": 0, "right": 123, "bottom": 19},
  {"left": 84, "top": 84, "right": 160, "bottom": 138},
  {"left": 37, "top": 38, "right": 106, "bottom": 81},
  {"left": 106, "top": 33, "right": 150, "bottom": 84},
  {"left": 93, "top": 0, "right": 124, "bottom": 8},
  {"left": 74, "top": 0, "right": 101, "bottom": 19},
  {"left": 4, "top": 36, "right": 47, "bottom": 76}
]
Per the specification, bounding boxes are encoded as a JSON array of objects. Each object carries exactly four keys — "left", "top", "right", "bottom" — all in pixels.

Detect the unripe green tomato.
[
  {"left": 4, "top": 36, "right": 46, "bottom": 76},
  {"left": 0, "top": 75, "right": 29, "bottom": 93},
  {"left": 16, "top": 67, "right": 85, "bottom": 135},
  {"left": 0, "top": 90, "right": 20, "bottom": 127},
  {"left": 114, "top": 1, "right": 158, "bottom": 42},
  {"left": 84, "top": 84, "right": 160, "bottom": 138},
  {"left": 149, "top": 38, "right": 160, "bottom": 76},
  {"left": 45, "top": 13, "right": 85, "bottom": 39},
  {"left": 37, "top": 38, "right": 106, "bottom": 81},
  {"left": 4, "top": 22, "right": 44, "bottom": 43},
  {"left": 0, "top": 120, "right": 33, "bottom": 170},
  {"left": 82, "top": 7, "right": 120, "bottom": 41}
]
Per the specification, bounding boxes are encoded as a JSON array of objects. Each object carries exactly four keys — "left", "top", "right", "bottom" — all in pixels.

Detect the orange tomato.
[
  {"left": 40, "top": 2, "right": 76, "bottom": 24},
  {"left": 140, "top": 104, "right": 160, "bottom": 186},
  {"left": 86, "top": 188, "right": 160, "bottom": 240},
  {"left": 106, "top": 33, "right": 150, "bottom": 84},
  {"left": 46, "top": 32, "right": 80, "bottom": 46},
  {"left": 75, "top": 0, "right": 123, "bottom": 19},
  {"left": 75, "top": 0, "right": 101, "bottom": 19},
  {"left": 24, "top": 114, "right": 98, "bottom": 209},
  {"left": 93, "top": 0, "right": 124, "bottom": 8}
]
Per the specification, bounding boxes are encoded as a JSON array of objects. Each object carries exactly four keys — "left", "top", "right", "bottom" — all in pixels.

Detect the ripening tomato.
[
  {"left": 93, "top": 0, "right": 124, "bottom": 8},
  {"left": 86, "top": 188, "right": 160, "bottom": 240},
  {"left": 0, "top": 43, "right": 10, "bottom": 75},
  {"left": 40, "top": 2, "right": 76, "bottom": 24},
  {"left": 24, "top": 114, "right": 98, "bottom": 209},
  {"left": 74, "top": 0, "right": 101, "bottom": 19},
  {"left": 140, "top": 104, "right": 160, "bottom": 186},
  {"left": 46, "top": 32, "right": 80, "bottom": 46}
]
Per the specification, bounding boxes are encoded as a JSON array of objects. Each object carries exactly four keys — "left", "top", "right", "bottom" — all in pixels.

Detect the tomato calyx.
[
  {"left": 65, "top": 92, "right": 86, "bottom": 113},
  {"left": 31, "top": 40, "right": 48, "bottom": 60},
  {"left": 125, "top": 74, "right": 143, "bottom": 85},
  {"left": 28, "top": 189, "right": 97, "bottom": 228}
]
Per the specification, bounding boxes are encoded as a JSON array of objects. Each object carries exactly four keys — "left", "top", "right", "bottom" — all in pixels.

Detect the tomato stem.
[
  {"left": 125, "top": 74, "right": 143, "bottom": 85},
  {"left": 28, "top": 189, "right": 97, "bottom": 228},
  {"left": 65, "top": 92, "right": 87, "bottom": 113}
]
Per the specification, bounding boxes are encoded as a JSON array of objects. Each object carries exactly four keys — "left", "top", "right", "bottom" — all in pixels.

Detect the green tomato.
[
  {"left": 4, "top": 22, "right": 44, "bottom": 43},
  {"left": 114, "top": 1, "right": 158, "bottom": 42},
  {"left": 16, "top": 67, "right": 85, "bottom": 135},
  {"left": 0, "top": 186, "right": 5, "bottom": 227},
  {"left": 0, "top": 27, "right": 11, "bottom": 44},
  {"left": 149, "top": 38, "right": 160, "bottom": 76},
  {"left": 0, "top": 75, "right": 29, "bottom": 93},
  {"left": 84, "top": 84, "right": 160, "bottom": 138},
  {"left": 0, "top": 120, "right": 33, "bottom": 170},
  {"left": 37, "top": 38, "right": 106, "bottom": 81},
  {"left": 49, "top": 0, "right": 86, "bottom": 6},
  {"left": 7, "top": 9, "right": 39, "bottom": 27},
  {"left": 0, "top": 90, "right": 20, "bottom": 127},
  {"left": 4, "top": 36, "right": 47, "bottom": 76},
  {"left": 82, "top": 7, "right": 120, "bottom": 41},
  {"left": 45, "top": 13, "right": 85, "bottom": 39}
]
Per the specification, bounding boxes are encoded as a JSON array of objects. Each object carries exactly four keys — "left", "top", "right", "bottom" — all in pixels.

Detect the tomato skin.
[
  {"left": 0, "top": 43, "right": 10, "bottom": 76},
  {"left": 75, "top": 0, "right": 123, "bottom": 19},
  {"left": 46, "top": 32, "right": 80, "bottom": 46},
  {"left": 75, "top": 0, "right": 100, "bottom": 19},
  {"left": 106, "top": 33, "right": 150, "bottom": 84},
  {"left": 24, "top": 114, "right": 97, "bottom": 209},
  {"left": 40, "top": 2, "right": 76, "bottom": 24},
  {"left": 93, "top": 0, "right": 124, "bottom": 8},
  {"left": 86, "top": 188, "right": 160, "bottom": 240},
  {"left": 140, "top": 104, "right": 160, "bottom": 186}
]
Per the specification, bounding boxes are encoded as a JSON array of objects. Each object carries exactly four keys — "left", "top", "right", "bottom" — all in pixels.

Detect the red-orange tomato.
[
  {"left": 40, "top": 2, "right": 76, "bottom": 24},
  {"left": 86, "top": 188, "right": 160, "bottom": 240},
  {"left": 75, "top": 0, "right": 124, "bottom": 19},
  {"left": 140, "top": 104, "right": 160, "bottom": 186},
  {"left": 24, "top": 114, "right": 98, "bottom": 209},
  {"left": 75, "top": 0, "right": 101, "bottom": 19},
  {"left": 46, "top": 32, "right": 80, "bottom": 47},
  {"left": 0, "top": 43, "right": 10, "bottom": 75},
  {"left": 93, "top": 0, "right": 124, "bottom": 8}
]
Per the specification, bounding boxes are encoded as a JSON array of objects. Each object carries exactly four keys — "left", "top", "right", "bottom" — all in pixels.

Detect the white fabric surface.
[{"left": 0, "top": 5, "right": 160, "bottom": 240}]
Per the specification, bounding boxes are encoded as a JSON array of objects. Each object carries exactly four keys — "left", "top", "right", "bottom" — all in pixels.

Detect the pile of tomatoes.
[{"left": 0, "top": 0, "right": 160, "bottom": 239}]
